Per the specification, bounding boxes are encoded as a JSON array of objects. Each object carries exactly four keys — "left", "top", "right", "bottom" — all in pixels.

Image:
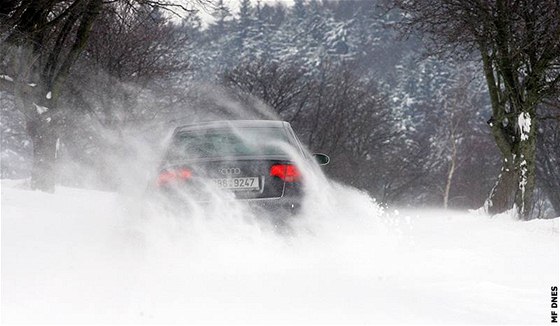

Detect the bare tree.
[
  {"left": 1, "top": 0, "right": 105, "bottom": 191},
  {"left": 430, "top": 66, "right": 488, "bottom": 209},
  {"left": 222, "top": 60, "right": 400, "bottom": 198},
  {"left": 395, "top": 0, "right": 560, "bottom": 219},
  {"left": 54, "top": 4, "right": 192, "bottom": 189},
  {"left": 222, "top": 59, "right": 310, "bottom": 121},
  {"left": 0, "top": 0, "right": 205, "bottom": 192}
]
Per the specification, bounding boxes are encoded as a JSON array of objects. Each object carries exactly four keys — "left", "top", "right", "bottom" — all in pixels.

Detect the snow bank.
[{"left": 1, "top": 179, "right": 558, "bottom": 324}]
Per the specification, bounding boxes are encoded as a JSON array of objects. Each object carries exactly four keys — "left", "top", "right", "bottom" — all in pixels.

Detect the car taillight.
[
  {"left": 270, "top": 164, "right": 301, "bottom": 182},
  {"left": 157, "top": 168, "right": 192, "bottom": 187}
]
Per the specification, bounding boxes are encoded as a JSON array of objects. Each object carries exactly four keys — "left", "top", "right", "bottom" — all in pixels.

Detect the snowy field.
[{"left": 1, "top": 179, "right": 558, "bottom": 324}]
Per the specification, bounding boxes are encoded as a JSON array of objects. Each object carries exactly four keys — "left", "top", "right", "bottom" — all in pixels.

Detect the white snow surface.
[
  {"left": 33, "top": 103, "right": 49, "bottom": 115},
  {"left": 0, "top": 74, "right": 14, "bottom": 82},
  {"left": 518, "top": 112, "right": 532, "bottom": 141},
  {"left": 1, "top": 179, "right": 558, "bottom": 324}
]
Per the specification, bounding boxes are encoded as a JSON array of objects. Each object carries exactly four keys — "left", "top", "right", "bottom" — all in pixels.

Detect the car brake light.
[
  {"left": 157, "top": 168, "right": 192, "bottom": 187},
  {"left": 270, "top": 164, "right": 301, "bottom": 182}
]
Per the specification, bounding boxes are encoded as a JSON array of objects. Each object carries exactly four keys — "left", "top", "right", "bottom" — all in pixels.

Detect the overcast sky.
[{"left": 196, "top": 0, "right": 295, "bottom": 25}]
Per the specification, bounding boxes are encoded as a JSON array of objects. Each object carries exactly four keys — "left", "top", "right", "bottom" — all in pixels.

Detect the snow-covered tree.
[{"left": 397, "top": 0, "right": 560, "bottom": 218}]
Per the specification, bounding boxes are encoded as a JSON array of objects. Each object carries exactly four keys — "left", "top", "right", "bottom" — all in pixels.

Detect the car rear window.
[{"left": 166, "top": 127, "right": 292, "bottom": 160}]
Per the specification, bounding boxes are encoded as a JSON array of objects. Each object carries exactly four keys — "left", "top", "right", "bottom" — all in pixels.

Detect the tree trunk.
[
  {"left": 486, "top": 111, "right": 539, "bottom": 219},
  {"left": 486, "top": 156, "right": 518, "bottom": 215},
  {"left": 27, "top": 115, "right": 58, "bottom": 192},
  {"left": 13, "top": 74, "right": 59, "bottom": 192},
  {"left": 480, "top": 47, "right": 519, "bottom": 215},
  {"left": 3, "top": 0, "right": 103, "bottom": 193},
  {"left": 515, "top": 111, "right": 537, "bottom": 219},
  {"left": 481, "top": 47, "right": 540, "bottom": 219},
  {"left": 443, "top": 138, "right": 457, "bottom": 209}
]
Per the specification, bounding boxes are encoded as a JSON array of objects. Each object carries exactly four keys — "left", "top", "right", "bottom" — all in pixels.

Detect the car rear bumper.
[
  {"left": 152, "top": 187, "right": 302, "bottom": 215},
  {"left": 245, "top": 196, "right": 301, "bottom": 214}
]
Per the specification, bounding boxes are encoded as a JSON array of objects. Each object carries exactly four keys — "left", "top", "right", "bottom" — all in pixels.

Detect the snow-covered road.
[{"left": 1, "top": 180, "right": 558, "bottom": 324}]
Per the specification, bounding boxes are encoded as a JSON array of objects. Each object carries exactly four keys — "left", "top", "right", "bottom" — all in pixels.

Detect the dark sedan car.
[{"left": 155, "top": 120, "right": 329, "bottom": 214}]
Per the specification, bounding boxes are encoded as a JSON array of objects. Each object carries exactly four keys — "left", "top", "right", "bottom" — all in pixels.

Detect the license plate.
[{"left": 213, "top": 177, "right": 260, "bottom": 190}]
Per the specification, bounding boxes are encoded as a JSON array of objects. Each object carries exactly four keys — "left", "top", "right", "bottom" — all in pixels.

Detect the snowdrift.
[{"left": 1, "top": 179, "right": 558, "bottom": 324}]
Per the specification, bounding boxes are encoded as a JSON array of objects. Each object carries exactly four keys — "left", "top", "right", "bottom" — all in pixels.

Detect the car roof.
[{"left": 173, "top": 120, "right": 290, "bottom": 133}]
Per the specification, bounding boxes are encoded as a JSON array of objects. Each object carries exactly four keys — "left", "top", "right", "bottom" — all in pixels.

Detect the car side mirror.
[{"left": 313, "top": 153, "right": 330, "bottom": 165}]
